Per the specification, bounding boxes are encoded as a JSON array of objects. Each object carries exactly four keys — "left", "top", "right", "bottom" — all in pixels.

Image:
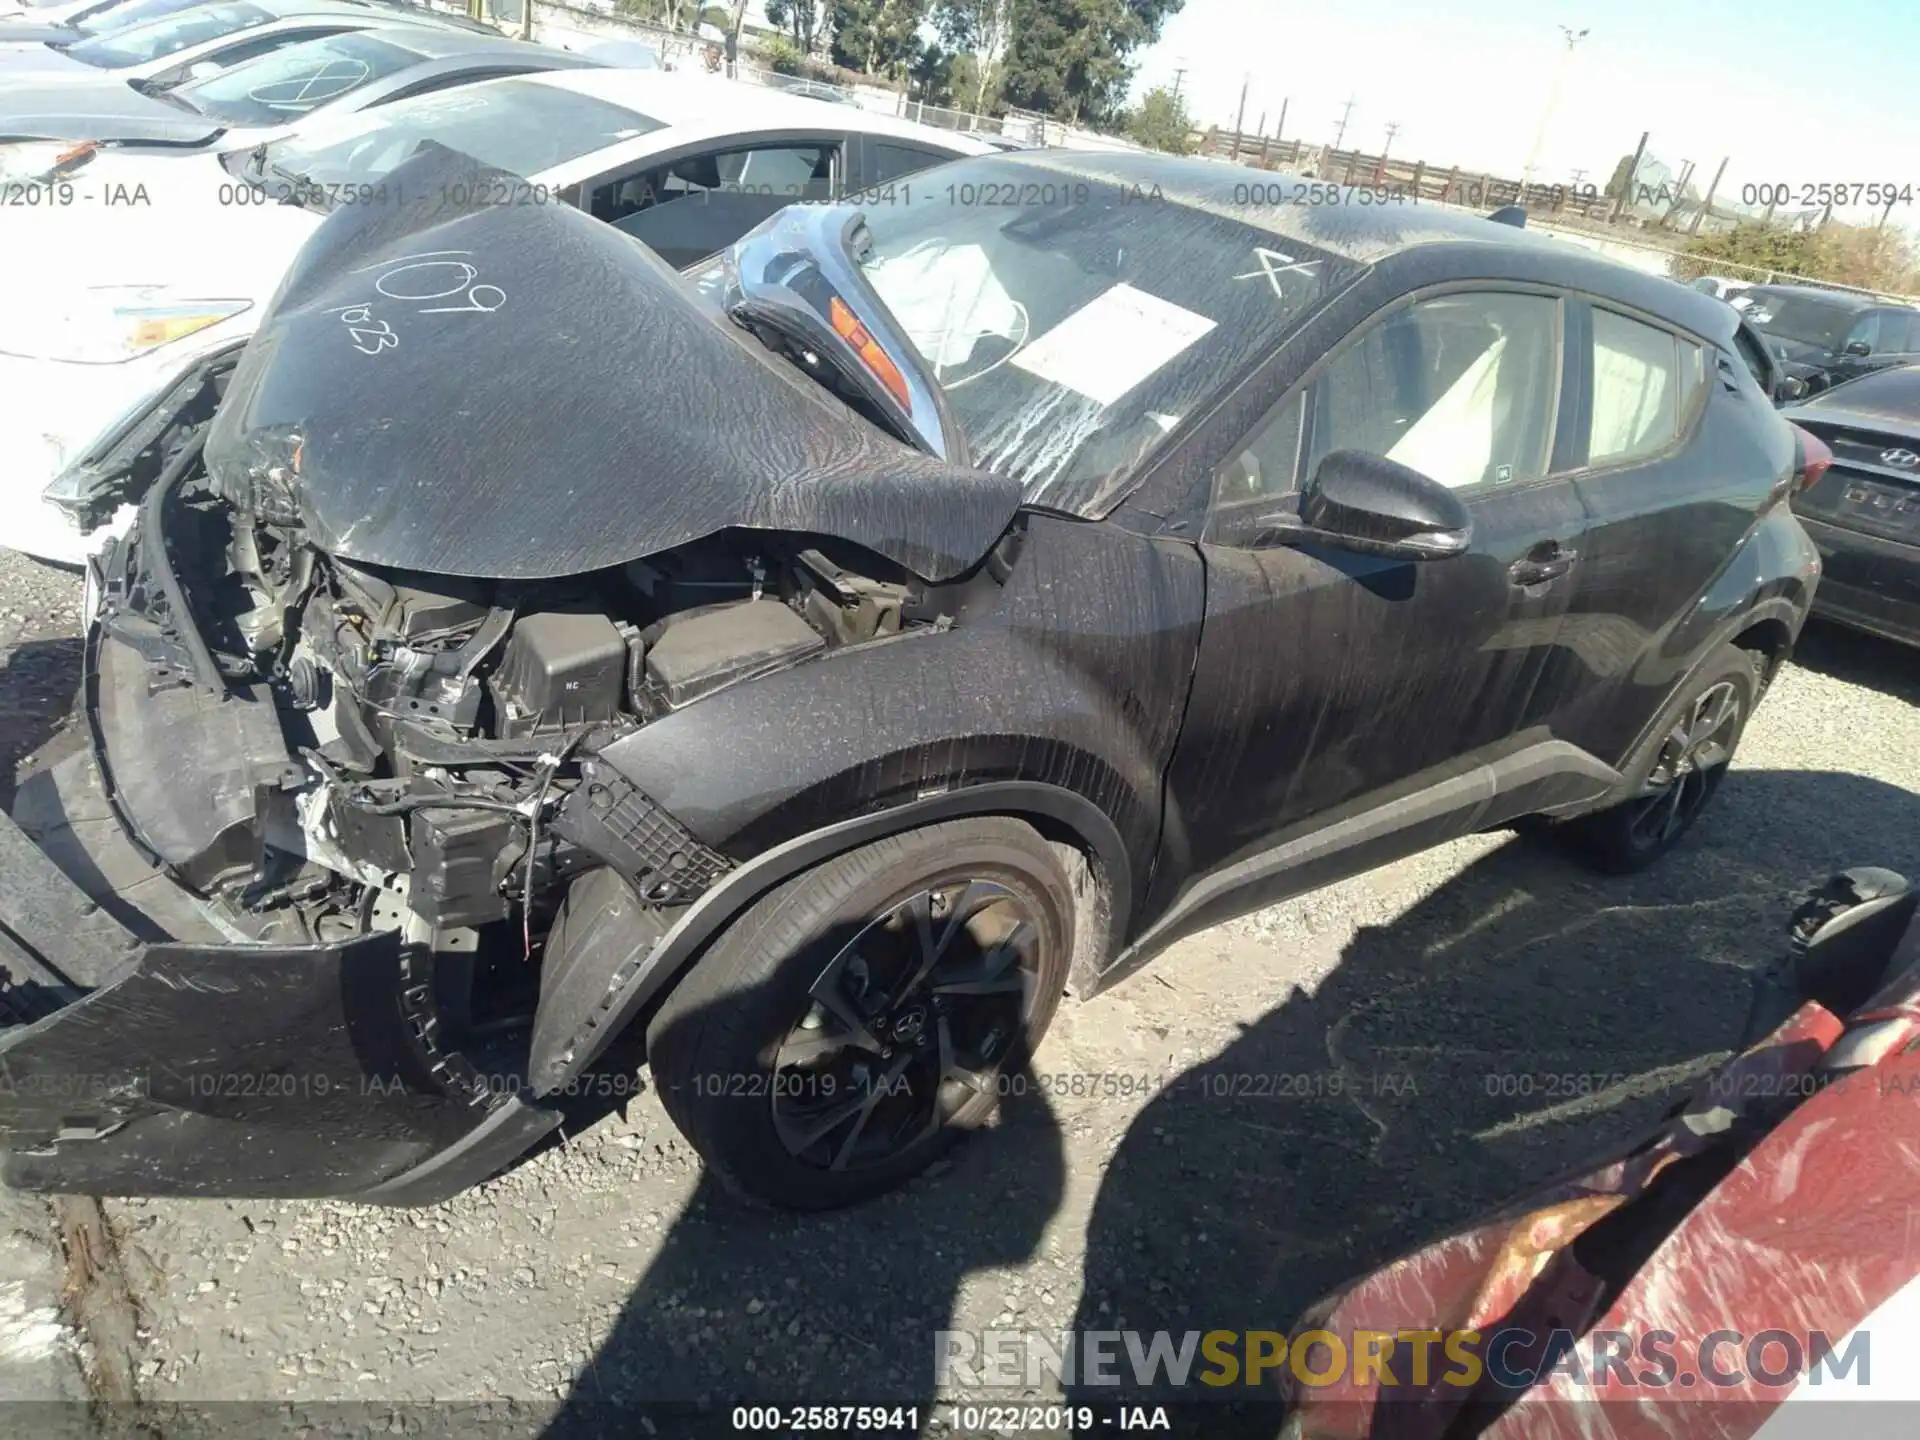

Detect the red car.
[{"left": 1284, "top": 869, "right": 1920, "bottom": 1439}]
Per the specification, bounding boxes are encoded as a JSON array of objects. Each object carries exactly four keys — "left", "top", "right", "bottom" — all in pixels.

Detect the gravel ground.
[{"left": 1, "top": 544, "right": 1916, "bottom": 1425}]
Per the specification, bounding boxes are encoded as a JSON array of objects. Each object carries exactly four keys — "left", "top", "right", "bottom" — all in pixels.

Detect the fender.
[
  {"left": 1600, "top": 584, "right": 1812, "bottom": 811},
  {"left": 527, "top": 779, "right": 1132, "bottom": 1095}
]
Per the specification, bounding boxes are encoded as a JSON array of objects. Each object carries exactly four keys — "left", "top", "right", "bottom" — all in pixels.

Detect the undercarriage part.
[
  {"left": 529, "top": 867, "right": 674, "bottom": 1086},
  {"left": 407, "top": 809, "right": 519, "bottom": 930},
  {"left": 93, "top": 626, "right": 301, "bottom": 891},
  {"left": 641, "top": 598, "right": 825, "bottom": 708},
  {"left": 550, "top": 760, "right": 731, "bottom": 903},
  {"left": 488, "top": 612, "right": 629, "bottom": 737}
]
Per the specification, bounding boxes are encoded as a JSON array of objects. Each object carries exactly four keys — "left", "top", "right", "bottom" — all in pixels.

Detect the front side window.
[
  {"left": 1590, "top": 309, "right": 1684, "bottom": 466},
  {"left": 1306, "top": 292, "right": 1560, "bottom": 494},
  {"left": 591, "top": 143, "right": 834, "bottom": 224},
  {"left": 1844, "top": 311, "right": 1883, "bottom": 353},
  {"left": 65, "top": 1, "right": 269, "bottom": 67}
]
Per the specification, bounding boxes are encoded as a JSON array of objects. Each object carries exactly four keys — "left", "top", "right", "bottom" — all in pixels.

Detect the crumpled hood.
[
  {"left": 203, "top": 143, "right": 1026, "bottom": 583},
  {"left": 0, "top": 76, "right": 222, "bottom": 144}
]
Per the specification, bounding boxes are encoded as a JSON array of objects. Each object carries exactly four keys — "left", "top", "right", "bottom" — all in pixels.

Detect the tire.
[
  {"left": 645, "top": 817, "right": 1076, "bottom": 1210},
  {"left": 1558, "top": 643, "right": 1762, "bottom": 874}
]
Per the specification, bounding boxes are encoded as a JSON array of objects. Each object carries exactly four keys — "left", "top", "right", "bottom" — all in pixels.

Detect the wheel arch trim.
[{"left": 527, "top": 780, "right": 1133, "bottom": 1095}]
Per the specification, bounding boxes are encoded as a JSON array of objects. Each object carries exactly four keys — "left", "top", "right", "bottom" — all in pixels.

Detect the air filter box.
[
  {"left": 644, "top": 600, "right": 824, "bottom": 708},
  {"left": 490, "top": 612, "right": 629, "bottom": 736}
]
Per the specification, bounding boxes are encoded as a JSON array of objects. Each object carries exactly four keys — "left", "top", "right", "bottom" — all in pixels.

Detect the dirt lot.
[{"left": 2, "top": 545, "right": 1916, "bottom": 1425}]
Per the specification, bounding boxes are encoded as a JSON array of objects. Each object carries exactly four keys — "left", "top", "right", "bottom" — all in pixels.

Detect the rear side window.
[
  {"left": 1876, "top": 311, "right": 1918, "bottom": 353},
  {"left": 866, "top": 141, "right": 957, "bottom": 188},
  {"left": 1589, "top": 310, "right": 1685, "bottom": 466}
]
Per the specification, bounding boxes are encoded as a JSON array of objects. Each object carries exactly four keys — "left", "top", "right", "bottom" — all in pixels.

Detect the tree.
[
  {"left": 1680, "top": 220, "right": 1919, "bottom": 292},
  {"left": 1124, "top": 85, "right": 1195, "bottom": 153},
  {"left": 908, "top": 40, "right": 955, "bottom": 104},
  {"left": 1603, "top": 152, "right": 1637, "bottom": 203},
  {"left": 830, "top": 0, "right": 927, "bottom": 76},
  {"left": 947, "top": 49, "right": 1004, "bottom": 114},
  {"left": 933, "top": 0, "right": 1013, "bottom": 113},
  {"left": 764, "top": 0, "right": 826, "bottom": 54},
  {"left": 998, "top": 0, "right": 1185, "bottom": 127}
]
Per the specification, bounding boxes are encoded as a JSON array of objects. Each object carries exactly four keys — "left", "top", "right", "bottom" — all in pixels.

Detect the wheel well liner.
[{"left": 526, "top": 780, "right": 1131, "bottom": 1095}]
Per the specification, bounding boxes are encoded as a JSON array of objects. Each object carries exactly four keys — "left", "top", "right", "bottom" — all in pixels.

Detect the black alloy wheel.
[{"left": 646, "top": 817, "right": 1075, "bottom": 1209}]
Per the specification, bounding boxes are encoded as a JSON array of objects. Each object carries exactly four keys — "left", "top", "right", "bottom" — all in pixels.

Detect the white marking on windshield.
[{"left": 1234, "top": 246, "right": 1323, "bottom": 301}]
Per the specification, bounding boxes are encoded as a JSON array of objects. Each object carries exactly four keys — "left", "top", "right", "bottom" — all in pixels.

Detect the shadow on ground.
[
  {"left": 1065, "top": 766, "right": 1920, "bottom": 1421},
  {"left": 0, "top": 638, "right": 83, "bottom": 812},
  {"left": 533, "top": 746, "right": 1918, "bottom": 1434}
]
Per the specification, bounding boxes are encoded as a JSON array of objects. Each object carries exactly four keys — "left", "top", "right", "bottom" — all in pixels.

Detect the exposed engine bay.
[{"left": 82, "top": 408, "right": 977, "bottom": 1057}]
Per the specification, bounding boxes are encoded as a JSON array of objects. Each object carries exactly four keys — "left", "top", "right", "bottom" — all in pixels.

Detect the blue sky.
[{"left": 1131, "top": 0, "right": 1918, "bottom": 223}]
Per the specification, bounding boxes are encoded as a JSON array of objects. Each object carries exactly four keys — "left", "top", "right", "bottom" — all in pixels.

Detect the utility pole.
[
  {"left": 1659, "top": 158, "right": 1695, "bottom": 229},
  {"left": 1689, "top": 155, "right": 1728, "bottom": 235},
  {"left": 1523, "top": 25, "right": 1589, "bottom": 189},
  {"left": 1332, "top": 95, "right": 1356, "bottom": 149},
  {"left": 1570, "top": 167, "right": 1588, "bottom": 187},
  {"left": 1610, "top": 129, "right": 1649, "bottom": 223},
  {"left": 1381, "top": 121, "right": 1400, "bottom": 161},
  {"left": 1275, "top": 96, "right": 1288, "bottom": 144},
  {"left": 1230, "top": 73, "right": 1249, "bottom": 161},
  {"left": 1170, "top": 66, "right": 1188, "bottom": 102}
]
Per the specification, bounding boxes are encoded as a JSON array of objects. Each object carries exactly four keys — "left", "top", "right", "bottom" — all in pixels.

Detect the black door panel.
[
  {"left": 1558, "top": 305, "right": 1792, "bottom": 765},
  {"left": 1156, "top": 287, "right": 1594, "bottom": 925}
]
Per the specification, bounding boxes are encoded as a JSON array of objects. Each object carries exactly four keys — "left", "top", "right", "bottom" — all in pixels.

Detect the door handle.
[{"left": 1509, "top": 544, "right": 1577, "bottom": 587}]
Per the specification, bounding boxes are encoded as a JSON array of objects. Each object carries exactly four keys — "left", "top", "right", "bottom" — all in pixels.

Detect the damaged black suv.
[{"left": 0, "top": 145, "right": 1817, "bottom": 1209}]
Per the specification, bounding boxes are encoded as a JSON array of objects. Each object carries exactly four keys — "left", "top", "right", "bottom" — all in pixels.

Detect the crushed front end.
[{"left": 0, "top": 407, "right": 948, "bottom": 1201}]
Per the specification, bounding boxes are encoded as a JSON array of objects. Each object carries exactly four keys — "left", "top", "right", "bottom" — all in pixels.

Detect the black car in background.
[
  {"left": 1785, "top": 363, "right": 1920, "bottom": 645},
  {"left": 0, "top": 151, "right": 1819, "bottom": 1210},
  {"left": 1738, "top": 283, "right": 1920, "bottom": 395}
]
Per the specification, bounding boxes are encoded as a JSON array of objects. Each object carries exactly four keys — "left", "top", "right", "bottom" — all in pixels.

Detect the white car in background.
[
  {"left": 0, "top": 0, "right": 495, "bottom": 81},
  {"left": 0, "top": 24, "right": 597, "bottom": 179},
  {"left": 1, "top": 68, "right": 993, "bottom": 563},
  {"left": 2, "top": 0, "right": 226, "bottom": 44},
  {"left": 1688, "top": 273, "right": 1754, "bottom": 304}
]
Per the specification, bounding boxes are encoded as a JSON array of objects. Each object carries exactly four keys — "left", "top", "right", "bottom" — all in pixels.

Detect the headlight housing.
[{"left": 5, "top": 289, "right": 251, "bottom": 365}]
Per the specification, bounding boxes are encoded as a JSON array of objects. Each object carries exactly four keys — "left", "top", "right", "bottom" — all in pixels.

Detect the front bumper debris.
[{"left": 0, "top": 787, "right": 559, "bottom": 1203}]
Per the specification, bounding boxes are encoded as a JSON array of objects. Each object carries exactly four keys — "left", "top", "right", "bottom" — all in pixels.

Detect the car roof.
[
  {"left": 335, "top": 19, "right": 539, "bottom": 59},
  {"left": 943, "top": 148, "right": 1740, "bottom": 339},
  {"left": 518, "top": 67, "right": 999, "bottom": 152}
]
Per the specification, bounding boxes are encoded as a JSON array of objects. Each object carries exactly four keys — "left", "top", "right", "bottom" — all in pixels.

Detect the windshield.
[
  {"left": 71, "top": 0, "right": 206, "bottom": 36},
  {"left": 259, "top": 78, "right": 662, "bottom": 189},
  {"left": 64, "top": 1, "right": 268, "bottom": 68},
  {"left": 1805, "top": 364, "right": 1920, "bottom": 420},
  {"left": 1742, "top": 290, "right": 1859, "bottom": 351},
  {"left": 176, "top": 32, "right": 418, "bottom": 124},
  {"left": 850, "top": 156, "right": 1356, "bottom": 514}
]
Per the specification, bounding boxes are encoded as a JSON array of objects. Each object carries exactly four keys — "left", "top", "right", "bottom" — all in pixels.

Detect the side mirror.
[
  {"left": 1844, "top": 339, "right": 1872, "bottom": 357},
  {"left": 1779, "top": 376, "right": 1809, "bottom": 402},
  {"left": 1260, "top": 450, "right": 1472, "bottom": 560}
]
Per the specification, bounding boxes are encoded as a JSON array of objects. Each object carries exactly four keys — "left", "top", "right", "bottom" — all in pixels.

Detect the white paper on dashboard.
[{"left": 1009, "top": 283, "right": 1217, "bottom": 406}]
